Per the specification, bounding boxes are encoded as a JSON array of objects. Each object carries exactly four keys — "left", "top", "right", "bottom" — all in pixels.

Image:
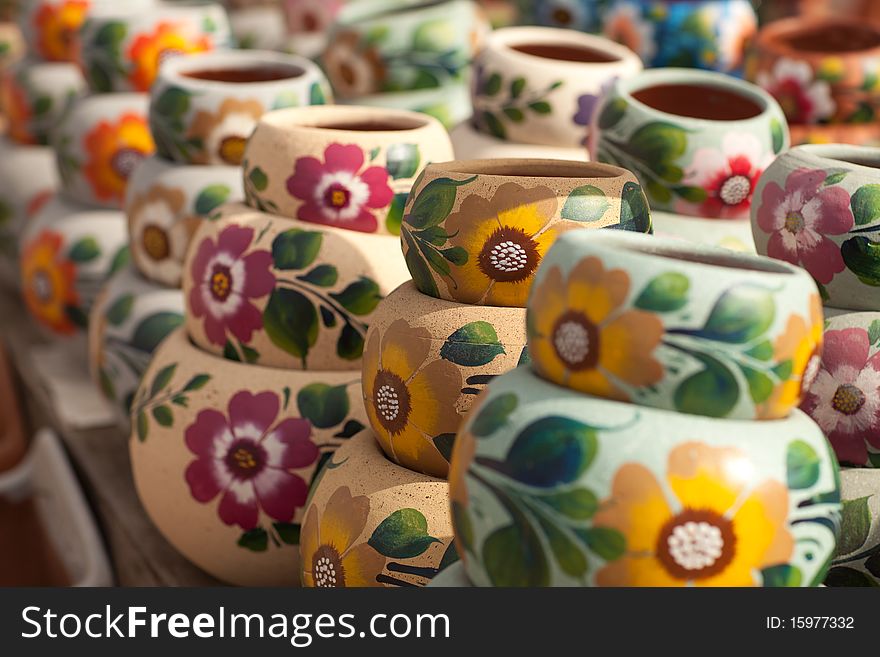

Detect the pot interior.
[
  {"left": 511, "top": 42, "right": 620, "bottom": 63},
  {"left": 778, "top": 22, "right": 880, "bottom": 53},
  {"left": 0, "top": 496, "right": 69, "bottom": 586},
  {"left": 182, "top": 63, "right": 305, "bottom": 83},
  {"left": 632, "top": 82, "right": 764, "bottom": 121},
  {"left": 624, "top": 239, "right": 793, "bottom": 274},
  {"left": 444, "top": 160, "right": 618, "bottom": 178},
  {"left": 315, "top": 116, "right": 428, "bottom": 132}
]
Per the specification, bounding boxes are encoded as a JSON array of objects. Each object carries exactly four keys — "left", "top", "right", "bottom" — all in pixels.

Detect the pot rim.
[
  {"left": 482, "top": 26, "right": 640, "bottom": 71},
  {"left": 424, "top": 157, "right": 631, "bottom": 182},
  {"left": 785, "top": 143, "right": 880, "bottom": 175},
  {"left": 334, "top": 0, "right": 470, "bottom": 27},
  {"left": 754, "top": 16, "right": 880, "bottom": 59},
  {"left": 253, "top": 104, "right": 443, "bottom": 137}
]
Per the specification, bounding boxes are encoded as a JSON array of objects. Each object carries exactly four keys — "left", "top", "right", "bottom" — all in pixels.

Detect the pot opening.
[
  {"left": 0, "top": 496, "right": 69, "bottom": 586},
  {"left": 511, "top": 43, "right": 620, "bottom": 63},
  {"left": 625, "top": 240, "right": 794, "bottom": 274},
  {"left": 445, "top": 160, "right": 619, "bottom": 178},
  {"left": 182, "top": 63, "right": 305, "bottom": 83},
  {"left": 315, "top": 116, "right": 428, "bottom": 132},
  {"left": 835, "top": 156, "right": 880, "bottom": 170},
  {"left": 632, "top": 83, "right": 764, "bottom": 121},
  {"left": 778, "top": 22, "right": 880, "bottom": 53}
]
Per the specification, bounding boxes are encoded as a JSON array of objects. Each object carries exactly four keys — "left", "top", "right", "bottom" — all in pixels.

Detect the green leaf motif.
[
  {"left": 598, "top": 98, "right": 627, "bottom": 130},
  {"left": 870, "top": 320, "right": 880, "bottom": 346},
  {"left": 634, "top": 272, "right": 689, "bottom": 312},
  {"left": 272, "top": 229, "right": 322, "bottom": 270},
  {"left": 842, "top": 236, "right": 880, "bottom": 286},
  {"left": 263, "top": 288, "right": 319, "bottom": 363},
  {"left": 154, "top": 86, "right": 191, "bottom": 119},
  {"left": 336, "top": 323, "right": 364, "bottom": 361},
  {"left": 368, "top": 508, "right": 440, "bottom": 559},
  {"left": 296, "top": 383, "right": 350, "bottom": 429},
  {"left": 68, "top": 237, "right": 101, "bottom": 263},
  {"left": 386, "top": 143, "right": 421, "bottom": 180},
  {"left": 334, "top": 419, "right": 366, "bottom": 439},
  {"left": 470, "top": 392, "right": 518, "bottom": 437},
  {"left": 110, "top": 246, "right": 130, "bottom": 274},
  {"left": 503, "top": 107, "right": 525, "bottom": 122},
  {"left": 152, "top": 405, "right": 173, "bottom": 427},
  {"left": 385, "top": 192, "right": 407, "bottom": 235},
  {"left": 786, "top": 440, "right": 821, "bottom": 490},
  {"left": 618, "top": 181, "right": 653, "bottom": 233},
  {"left": 273, "top": 522, "right": 301, "bottom": 545},
  {"left": 105, "top": 294, "right": 134, "bottom": 326},
  {"left": 329, "top": 277, "right": 381, "bottom": 316},
  {"left": 237, "top": 528, "right": 268, "bottom": 552},
  {"left": 131, "top": 312, "right": 184, "bottom": 352},
  {"left": 578, "top": 526, "right": 627, "bottom": 561},
  {"left": 529, "top": 101, "right": 552, "bottom": 114},
  {"left": 65, "top": 305, "right": 89, "bottom": 329},
  {"left": 433, "top": 433, "right": 456, "bottom": 462},
  {"left": 561, "top": 185, "right": 610, "bottom": 222},
  {"left": 673, "top": 352, "right": 739, "bottom": 418},
  {"left": 480, "top": 111, "right": 506, "bottom": 139},
  {"left": 194, "top": 184, "right": 231, "bottom": 216},
  {"left": 628, "top": 122, "right": 688, "bottom": 173},
  {"left": 485, "top": 72, "right": 502, "bottom": 96},
  {"left": 770, "top": 117, "right": 786, "bottom": 154},
  {"left": 535, "top": 514, "right": 588, "bottom": 577},
  {"left": 440, "top": 321, "right": 505, "bottom": 366},
  {"left": 510, "top": 77, "right": 526, "bottom": 99},
  {"left": 405, "top": 176, "right": 477, "bottom": 230},
  {"left": 762, "top": 564, "right": 803, "bottom": 587},
  {"left": 835, "top": 496, "right": 872, "bottom": 556},
  {"left": 484, "top": 518, "right": 549, "bottom": 587},
  {"left": 851, "top": 184, "right": 880, "bottom": 226},
  {"left": 742, "top": 365, "right": 774, "bottom": 404},
  {"left": 271, "top": 90, "right": 300, "bottom": 110},
  {"left": 150, "top": 363, "right": 177, "bottom": 397},
  {"left": 537, "top": 488, "right": 598, "bottom": 520},
  {"left": 183, "top": 374, "right": 211, "bottom": 392},
  {"left": 824, "top": 170, "right": 848, "bottom": 187},
  {"left": 451, "top": 501, "right": 474, "bottom": 554},
  {"left": 298, "top": 264, "right": 338, "bottom": 287},
  {"left": 248, "top": 166, "right": 269, "bottom": 192},
  {"left": 699, "top": 285, "right": 776, "bottom": 343},
  {"left": 403, "top": 230, "right": 440, "bottom": 297},
  {"left": 136, "top": 410, "right": 148, "bottom": 442},
  {"left": 309, "top": 82, "right": 327, "bottom": 106}
]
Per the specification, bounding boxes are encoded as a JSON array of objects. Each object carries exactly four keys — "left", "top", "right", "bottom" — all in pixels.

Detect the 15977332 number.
[{"left": 766, "top": 617, "right": 855, "bottom": 630}]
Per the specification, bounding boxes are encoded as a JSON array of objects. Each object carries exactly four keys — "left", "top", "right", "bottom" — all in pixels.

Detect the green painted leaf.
[
  {"left": 433, "top": 433, "right": 456, "bottom": 462},
  {"left": 673, "top": 352, "right": 739, "bottom": 418},
  {"left": 824, "top": 566, "right": 877, "bottom": 587},
  {"left": 770, "top": 117, "right": 786, "bottom": 154},
  {"left": 646, "top": 180, "right": 673, "bottom": 204},
  {"left": 598, "top": 98, "right": 627, "bottom": 130},
  {"left": 561, "top": 184, "right": 610, "bottom": 222},
  {"left": 130, "top": 312, "right": 184, "bottom": 352},
  {"left": 485, "top": 72, "right": 502, "bottom": 96},
  {"left": 153, "top": 86, "right": 191, "bottom": 119},
  {"left": 403, "top": 230, "right": 440, "bottom": 297},
  {"left": 845, "top": 236, "right": 880, "bottom": 289},
  {"left": 440, "top": 321, "right": 505, "bottom": 366},
  {"left": 336, "top": 323, "right": 364, "bottom": 361},
  {"left": 237, "top": 528, "right": 268, "bottom": 552},
  {"left": 309, "top": 82, "right": 327, "bottom": 105},
  {"left": 618, "top": 181, "right": 652, "bottom": 233},
  {"left": 787, "top": 440, "right": 821, "bottom": 490},
  {"left": 483, "top": 518, "right": 549, "bottom": 587},
  {"left": 297, "top": 383, "right": 350, "bottom": 429},
  {"left": 248, "top": 166, "right": 269, "bottom": 192},
  {"left": 510, "top": 77, "right": 526, "bottom": 99},
  {"left": 334, "top": 419, "right": 366, "bottom": 439},
  {"left": 136, "top": 410, "right": 148, "bottom": 442},
  {"left": 386, "top": 143, "right": 421, "bottom": 180},
  {"left": 470, "top": 392, "right": 518, "bottom": 437},
  {"left": 194, "top": 184, "right": 231, "bottom": 216},
  {"left": 152, "top": 405, "right": 173, "bottom": 427},
  {"left": 368, "top": 508, "right": 440, "bottom": 558},
  {"left": 529, "top": 101, "right": 552, "bottom": 114},
  {"left": 481, "top": 111, "right": 506, "bottom": 139},
  {"left": 385, "top": 192, "right": 407, "bottom": 235},
  {"left": 577, "top": 526, "right": 626, "bottom": 561},
  {"left": 105, "top": 294, "right": 134, "bottom": 326},
  {"left": 634, "top": 272, "right": 689, "bottom": 312},
  {"left": 65, "top": 305, "right": 89, "bottom": 328},
  {"left": 824, "top": 171, "right": 848, "bottom": 186},
  {"left": 762, "top": 564, "right": 803, "bottom": 587},
  {"left": 450, "top": 501, "right": 473, "bottom": 555},
  {"left": 271, "top": 90, "right": 300, "bottom": 109},
  {"left": 330, "top": 277, "right": 381, "bottom": 315},
  {"left": 273, "top": 522, "right": 301, "bottom": 545},
  {"left": 33, "top": 96, "right": 52, "bottom": 116},
  {"left": 851, "top": 184, "right": 880, "bottom": 226},
  {"left": 183, "top": 374, "right": 211, "bottom": 392},
  {"left": 535, "top": 513, "right": 588, "bottom": 577},
  {"left": 699, "top": 285, "right": 776, "bottom": 343},
  {"left": 674, "top": 185, "right": 708, "bottom": 203},
  {"left": 537, "top": 488, "right": 598, "bottom": 520},
  {"left": 438, "top": 542, "right": 460, "bottom": 571},
  {"left": 869, "top": 320, "right": 880, "bottom": 345},
  {"left": 263, "top": 288, "right": 319, "bottom": 362},
  {"left": 272, "top": 229, "right": 322, "bottom": 270},
  {"left": 149, "top": 363, "right": 177, "bottom": 397},
  {"left": 110, "top": 246, "right": 130, "bottom": 274},
  {"left": 836, "top": 496, "right": 872, "bottom": 556},
  {"left": 629, "top": 122, "right": 688, "bottom": 167},
  {"left": 742, "top": 365, "right": 774, "bottom": 404},
  {"left": 746, "top": 340, "right": 775, "bottom": 361},
  {"left": 405, "top": 176, "right": 475, "bottom": 230},
  {"left": 298, "top": 264, "right": 338, "bottom": 287},
  {"left": 441, "top": 246, "right": 467, "bottom": 265},
  {"left": 68, "top": 237, "right": 101, "bottom": 263}
]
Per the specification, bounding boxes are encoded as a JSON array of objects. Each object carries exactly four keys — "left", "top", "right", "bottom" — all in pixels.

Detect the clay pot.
[
  {"left": 125, "top": 156, "right": 243, "bottom": 288},
  {"left": 528, "top": 230, "right": 823, "bottom": 420},
  {"left": 0, "top": 22, "right": 24, "bottom": 71},
  {"left": 320, "top": 0, "right": 487, "bottom": 100},
  {"left": 229, "top": 6, "right": 288, "bottom": 50},
  {"left": 602, "top": 0, "right": 758, "bottom": 75},
  {"left": 472, "top": 27, "right": 642, "bottom": 148},
  {"left": 824, "top": 468, "right": 880, "bottom": 587},
  {"left": 449, "top": 121, "right": 589, "bottom": 161},
  {"left": 362, "top": 281, "right": 526, "bottom": 479},
  {"left": 747, "top": 17, "right": 880, "bottom": 126},
  {"left": 790, "top": 123, "right": 880, "bottom": 147},
  {"left": 300, "top": 430, "right": 456, "bottom": 588},
  {"left": 0, "top": 344, "right": 27, "bottom": 473},
  {"left": 182, "top": 203, "right": 410, "bottom": 370},
  {"left": 130, "top": 327, "right": 367, "bottom": 586},
  {"left": 87, "top": 265, "right": 184, "bottom": 431},
  {"left": 342, "top": 81, "right": 472, "bottom": 130},
  {"left": 151, "top": 50, "right": 332, "bottom": 167},
  {"left": 751, "top": 144, "right": 880, "bottom": 311},
  {"left": 591, "top": 68, "right": 789, "bottom": 219},
  {"left": 77, "top": 1, "right": 231, "bottom": 93},
  {"left": 449, "top": 366, "right": 841, "bottom": 587},
  {"left": 401, "top": 159, "right": 652, "bottom": 308},
  {"left": 52, "top": 93, "right": 155, "bottom": 209},
  {"left": 653, "top": 211, "right": 756, "bottom": 254},
  {"left": 242, "top": 105, "right": 453, "bottom": 236}
]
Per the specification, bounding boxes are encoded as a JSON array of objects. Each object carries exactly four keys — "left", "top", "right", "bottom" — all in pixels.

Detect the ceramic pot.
[
  {"left": 126, "top": 156, "right": 243, "bottom": 288},
  {"left": 602, "top": 0, "right": 758, "bottom": 75},
  {"left": 790, "top": 123, "right": 880, "bottom": 148},
  {"left": 362, "top": 281, "right": 527, "bottom": 479},
  {"left": 401, "top": 159, "right": 652, "bottom": 308},
  {"left": 19, "top": 195, "right": 129, "bottom": 341},
  {"left": 591, "top": 68, "right": 788, "bottom": 219},
  {"left": 426, "top": 560, "right": 472, "bottom": 586},
  {"left": 52, "top": 93, "right": 154, "bottom": 209},
  {"left": 87, "top": 265, "right": 184, "bottom": 431},
  {"left": 0, "top": 22, "right": 24, "bottom": 71},
  {"left": 517, "top": 0, "right": 601, "bottom": 33},
  {"left": 129, "top": 327, "right": 367, "bottom": 585},
  {"left": 1, "top": 59, "right": 85, "bottom": 146},
  {"left": 300, "top": 430, "right": 456, "bottom": 588},
  {"left": 751, "top": 144, "right": 880, "bottom": 311},
  {"left": 150, "top": 50, "right": 332, "bottom": 167},
  {"left": 77, "top": 1, "right": 231, "bottom": 93},
  {"left": 229, "top": 6, "right": 287, "bottom": 50},
  {"left": 528, "top": 229, "right": 823, "bottom": 420},
  {"left": 182, "top": 203, "right": 410, "bottom": 370},
  {"left": 747, "top": 17, "right": 880, "bottom": 126},
  {"left": 653, "top": 211, "right": 756, "bottom": 254},
  {"left": 471, "top": 27, "right": 641, "bottom": 148},
  {"left": 824, "top": 468, "right": 880, "bottom": 587},
  {"left": 449, "top": 121, "right": 588, "bottom": 161},
  {"left": 449, "top": 366, "right": 841, "bottom": 587},
  {"left": 343, "top": 81, "right": 472, "bottom": 130},
  {"left": 242, "top": 105, "right": 453, "bottom": 236},
  {"left": 320, "top": 0, "right": 487, "bottom": 100}
]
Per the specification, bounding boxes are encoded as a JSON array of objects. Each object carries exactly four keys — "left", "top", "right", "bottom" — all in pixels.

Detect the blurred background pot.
[
  {"left": 342, "top": 80, "right": 471, "bottom": 130},
  {"left": 652, "top": 210, "right": 756, "bottom": 253},
  {"left": 449, "top": 121, "right": 588, "bottom": 161}
]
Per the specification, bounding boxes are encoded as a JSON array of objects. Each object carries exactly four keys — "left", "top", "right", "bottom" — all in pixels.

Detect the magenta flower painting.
[
  {"left": 286, "top": 143, "right": 394, "bottom": 233},
  {"left": 184, "top": 390, "right": 319, "bottom": 530},
  {"left": 188, "top": 224, "right": 275, "bottom": 347},
  {"left": 755, "top": 168, "right": 853, "bottom": 284}
]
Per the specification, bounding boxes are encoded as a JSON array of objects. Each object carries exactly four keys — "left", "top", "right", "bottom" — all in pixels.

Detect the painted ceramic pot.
[
  {"left": 19, "top": 195, "right": 129, "bottom": 341},
  {"left": 242, "top": 105, "right": 453, "bottom": 236},
  {"left": 528, "top": 230, "right": 823, "bottom": 420},
  {"left": 517, "top": 0, "right": 603, "bottom": 33},
  {"left": 129, "top": 327, "right": 367, "bottom": 586},
  {"left": 183, "top": 203, "right": 410, "bottom": 371},
  {"left": 300, "top": 429, "right": 456, "bottom": 588},
  {"left": 449, "top": 366, "right": 841, "bottom": 587},
  {"left": 0, "top": 22, "right": 24, "bottom": 71},
  {"left": 751, "top": 144, "right": 880, "bottom": 311},
  {"left": 450, "top": 122, "right": 588, "bottom": 162},
  {"left": 1, "top": 59, "right": 85, "bottom": 146},
  {"left": 77, "top": 1, "right": 231, "bottom": 93},
  {"left": 591, "top": 68, "right": 789, "bottom": 219},
  {"left": 362, "top": 281, "right": 527, "bottom": 479},
  {"left": 653, "top": 211, "right": 755, "bottom": 254},
  {"left": 126, "top": 156, "right": 242, "bottom": 289},
  {"left": 602, "top": 0, "right": 758, "bottom": 75},
  {"left": 344, "top": 81, "right": 472, "bottom": 130},
  {"left": 747, "top": 17, "right": 880, "bottom": 126},
  {"left": 87, "top": 265, "right": 184, "bottom": 431},
  {"left": 320, "top": 0, "right": 487, "bottom": 99},
  {"left": 150, "top": 50, "right": 332, "bottom": 167},
  {"left": 401, "top": 159, "right": 652, "bottom": 308},
  {"left": 52, "top": 93, "right": 154, "bottom": 209},
  {"left": 229, "top": 6, "right": 287, "bottom": 50},
  {"left": 471, "top": 27, "right": 642, "bottom": 148},
  {"left": 824, "top": 467, "right": 880, "bottom": 586},
  {"left": 790, "top": 123, "right": 880, "bottom": 148}
]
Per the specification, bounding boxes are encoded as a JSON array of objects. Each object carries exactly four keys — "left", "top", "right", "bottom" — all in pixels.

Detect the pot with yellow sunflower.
[
  {"left": 449, "top": 366, "right": 841, "bottom": 587},
  {"left": 529, "top": 230, "right": 823, "bottom": 420},
  {"left": 52, "top": 93, "right": 155, "bottom": 209},
  {"left": 402, "top": 159, "right": 651, "bottom": 308},
  {"left": 362, "top": 281, "right": 527, "bottom": 479},
  {"left": 824, "top": 467, "right": 880, "bottom": 587},
  {"left": 126, "top": 156, "right": 243, "bottom": 288},
  {"left": 242, "top": 105, "right": 453, "bottom": 236},
  {"left": 300, "top": 429, "right": 457, "bottom": 588},
  {"left": 150, "top": 50, "right": 332, "bottom": 167},
  {"left": 130, "top": 327, "right": 367, "bottom": 585}
]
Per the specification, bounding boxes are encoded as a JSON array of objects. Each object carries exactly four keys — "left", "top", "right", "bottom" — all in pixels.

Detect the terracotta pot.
[
  {"left": 151, "top": 50, "right": 332, "bottom": 167},
  {"left": 77, "top": 1, "right": 231, "bottom": 93},
  {"left": 789, "top": 122, "right": 880, "bottom": 147},
  {"left": 602, "top": 0, "right": 757, "bottom": 75},
  {"left": 242, "top": 105, "right": 453, "bottom": 236},
  {"left": 229, "top": 6, "right": 287, "bottom": 50},
  {"left": 747, "top": 17, "right": 880, "bottom": 126},
  {"left": 183, "top": 202, "right": 410, "bottom": 370},
  {"left": 471, "top": 27, "right": 641, "bottom": 148},
  {"left": 449, "top": 365, "right": 841, "bottom": 587},
  {"left": 342, "top": 80, "right": 472, "bottom": 130},
  {"left": 320, "top": 0, "right": 487, "bottom": 100},
  {"left": 362, "top": 281, "right": 526, "bottom": 479},
  {"left": 426, "top": 560, "right": 472, "bottom": 586},
  {"left": 125, "top": 156, "right": 243, "bottom": 288},
  {"left": 0, "top": 344, "right": 27, "bottom": 473},
  {"left": 300, "top": 429, "right": 456, "bottom": 588},
  {"left": 450, "top": 121, "right": 589, "bottom": 161},
  {"left": 528, "top": 230, "right": 823, "bottom": 420},
  {"left": 824, "top": 467, "right": 880, "bottom": 587},
  {"left": 52, "top": 93, "right": 155, "bottom": 209},
  {"left": 130, "top": 327, "right": 367, "bottom": 585},
  {"left": 87, "top": 265, "right": 184, "bottom": 431},
  {"left": 0, "top": 22, "right": 24, "bottom": 71},
  {"left": 401, "top": 158, "right": 651, "bottom": 308},
  {"left": 751, "top": 144, "right": 880, "bottom": 311},
  {"left": 653, "top": 211, "right": 756, "bottom": 254}
]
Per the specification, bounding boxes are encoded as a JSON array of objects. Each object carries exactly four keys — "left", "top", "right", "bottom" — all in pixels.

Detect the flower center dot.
[
  {"left": 219, "top": 135, "right": 247, "bottom": 166},
  {"left": 376, "top": 384, "right": 400, "bottom": 422},
  {"left": 784, "top": 210, "right": 805, "bottom": 234},
  {"left": 554, "top": 320, "right": 590, "bottom": 366},
  {"left": 210, "top": 265, "right": 233, "bottom": 301},
  {"left": 224, "top": 439, "right": 266, "bottom": 480},
  {"left": 142, "top": 224, "right": 170, "bottom": 261},
  {"left": 667, "top": 521, "right": 725, "bottom": 571},
  {"left": 313, "top": 545, "right": 345, "bottom": 587},
  {"left": 719, "top": 175, "right": 751, "bottom": 206},
  {"left": 32, "top": 269, "right": 53, "bottom": 304},
  {"left": 656, "top": 508, "right": 736, "bottom": 580},
  {"left": 477, "top": 226, "right": 539, "bottom": 283},
  {"left": 372, "top": 369, "right": 411, "bottom": 434},
  {"left": 489, "top": 241, "right": 529, "bottom": 273},
  {"left": 324, "top": 183, "right": 351, "bottom": 210},
  {"left": 832, "top": 384, "right": 866, "bottom": 415},
  {"left": 111, "top": 147, "right": 145, "bottom": 181}
]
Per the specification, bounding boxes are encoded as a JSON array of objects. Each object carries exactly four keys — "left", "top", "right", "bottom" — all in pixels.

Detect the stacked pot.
[
  {"left": 454, "top": 26, "right": 641, "bottom": 161},
  {"left": 129, "top": 104, "right": 454, "bottom": 585},
  {"left": 751, "top": 144, "right": 880, "bottom": 585},
  {"left": 447, "top": 228, "right": 841, "bottom": 587}
]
